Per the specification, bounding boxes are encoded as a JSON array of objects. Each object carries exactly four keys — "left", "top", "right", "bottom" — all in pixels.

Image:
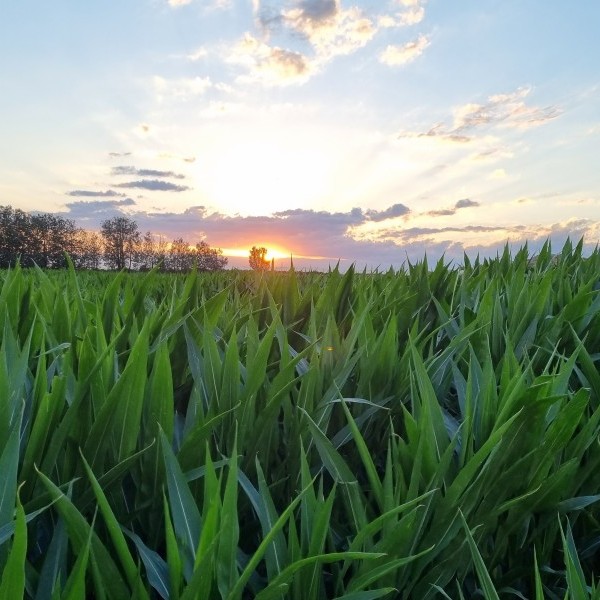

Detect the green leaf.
[
  {"left": 160, "top": 430, "right": 201, "bottom": 582},
  {"left": 80, "top": 451, "right": 149, "bottom": 599},
  {"left": 459, "top": 511, "right": 500, "bottom": 600},
  {"left": 0, "top": 493, "right": 27, "bottom": 599}
]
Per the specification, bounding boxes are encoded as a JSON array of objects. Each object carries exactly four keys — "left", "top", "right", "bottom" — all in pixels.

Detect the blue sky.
[{"left": 1, "top": 0, "right": 599, "bottom": 269}]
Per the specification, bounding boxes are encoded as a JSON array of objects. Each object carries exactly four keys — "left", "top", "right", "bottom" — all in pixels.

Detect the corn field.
[{"left": 2, "top": 239, "right": 600, "bottom": 599}]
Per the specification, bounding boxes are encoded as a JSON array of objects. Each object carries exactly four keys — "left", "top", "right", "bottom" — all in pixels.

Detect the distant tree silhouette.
[
  {"left": 249, "top": 246, "right": 270, "bottom": 271},
  {"left": 167, "top": 237, "right": 194, "bottom": 272},
  {"left": 0, "top": 203, "right": 227, "bottom": 272},
  {"left": 72, "top": 230, "right": 103, "bottom": 270},
  {"left": 0, "top": 205, "right": 78, "bottom": 268},
  {"left": 195, "top": 241, "right": 228, "bottom": 271},
  {"left": 136, "top": 231, "right": 166, "bottom": 271},
  {"left": 29, "top": 213, "right": 78, "bottom": 268},
  {"left": 100, "top": 216, "right": 140, "bottom": 270},
  {"left": 165, "top": 238, "right": 228, "bottom": 272}
]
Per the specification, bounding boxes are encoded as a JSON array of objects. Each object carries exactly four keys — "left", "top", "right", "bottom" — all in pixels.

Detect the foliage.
[
  {"left": 0, "top": 205, "right": 78, "bottom": 268},
  {"left": 0, "top": 204, "right": 227, "bottom": 273},
  {"left": 164, "top": 239, "right": 228, "bottom": 272},
  {"left": 249, "top": 246, "right": 271, "bottom": 271},
  {"left": 100, "top": 215, "right": 141, "bottom": 270},
  {"left": 1, "top": 239, "right": 600, "bottom": 598}
]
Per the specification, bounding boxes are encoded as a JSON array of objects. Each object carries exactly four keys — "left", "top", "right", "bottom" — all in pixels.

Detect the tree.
[
  {"left": 166, "top": 238, "right": 194, "bottom": 272},
  {"left": 72, "top": 229, "right": 103, "bottom": 270},
  {"left": 195, "top": 241, "right": 227, "bottom": 271},
  {"left": 100, "top": 216, "right": 140, "bottom": 270},
  {"left": 0, "top": 206, "right": 78, "bottom": 268},
  {"left": 29, "top": 213, "right": 78, "bottom": 268},
  {"left": 249, "top": 246, "right": 270, "bottom": 271},
  {"left": 136, "top": 231, "right": 165, "bottom": 271}
]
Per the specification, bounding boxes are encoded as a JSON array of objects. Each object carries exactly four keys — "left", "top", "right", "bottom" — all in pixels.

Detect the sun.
[{"left": 223, "top": 244, "right": 290, "bottom": 261}]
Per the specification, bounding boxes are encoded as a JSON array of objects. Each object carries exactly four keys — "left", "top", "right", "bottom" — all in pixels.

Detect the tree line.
[{"left": 0, "top": 205, "right": 228, "bottom": 272}]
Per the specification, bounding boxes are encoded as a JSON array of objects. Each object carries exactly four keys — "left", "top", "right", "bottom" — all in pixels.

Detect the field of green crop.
[{"left": 1, "top": 240, "right": 600, "bottom": 598}]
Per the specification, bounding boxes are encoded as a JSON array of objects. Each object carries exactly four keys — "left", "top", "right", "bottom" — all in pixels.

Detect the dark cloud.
[
  {"left": 455, "top": 199, "right": 480, "bottom": 209},
  {"left": 66, "top": 190, "right": 125, "bottom": 197},
  {"left": 293, "top": 0, "right": 337, "bottom": 23},
  {"left": 366, "top": 203, "right": 410, "bottom": 222},
  {"left": 426, "top": 199, "right": 480, "bottom": 217},
  {"left": 114, "top": 180, "right": 191, "bottom": 192},
  {"left": 111, "top": 166, "right": 186, "bottom": 179},
  {"left": 62, "top": 198, "right": 136, "bottom": 221},
  {"left": 108, "top": 152, "right": 132, "bottom": 157}
]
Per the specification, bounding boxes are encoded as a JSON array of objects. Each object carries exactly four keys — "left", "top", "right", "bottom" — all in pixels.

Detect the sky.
[{"left": 1, "top": 0, "right": 599, "bottom": 270}]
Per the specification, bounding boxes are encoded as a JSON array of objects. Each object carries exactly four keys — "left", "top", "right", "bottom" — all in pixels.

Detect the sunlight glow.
[
  {"left": 223, "top": 246, "right": 291, "bottom": 260},
  {"left": 195, "top": 130, "right": 334, "bottom": 216}
]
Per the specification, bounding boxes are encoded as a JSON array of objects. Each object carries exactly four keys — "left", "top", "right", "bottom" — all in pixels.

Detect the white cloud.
[
  {"left": 228, "top": 34, "right": 312, "bottom": 85},
  {"left": 168, "top": 0, "right": 192, "bottom": 6},
  {"left": 379, "top": 34, "right": 430, "bottom": 66},
  {"left": 283, "top": 4, "right": 376, "bottom": 59}
]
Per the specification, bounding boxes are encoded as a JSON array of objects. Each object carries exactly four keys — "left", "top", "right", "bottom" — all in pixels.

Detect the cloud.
[
  {"left": 66, "top": 189, "right": 125, "bottom": 197},
  {"left": 62, "top": 199, "right": 600, "bottom": 270},
  {"left": 399, "top": 87, "right": 562, "bottom": 143},
  {"left": 283, "top": 2, "right": 376, "bottom": 59},
  {"left": 236, "top": 0, "right": 377, "bottom": 85},
  {"left": 108, "top": 152, "right": 132, "bottom": 158},
  {"left": 454, "top": 199, "right": 479, "bottom": 209},
  {"left": 424, "top": 198, "right": 480, "bottom": 217},
  {"left": 365, "top": 203, "right": 410, "bottom": 221},
  {"left": 168, "top": 0, "right": 192, "bottom": 6},
  {"left": 111, "top": 166, "right": 187, "bottom": 179},
  {"left": 378, "top": 6, "right": 425, "bottom": 28},
  {"left": 114, "top": 180, "right": 191, "bottom": 192},
  {"left": 379, "top": 34, "right": 430, "bottom": 66},
  {"left": 63, "top": 198, "right": 136, "bottom": 220},
  {"left": 228, "top": 34, "right": 311, "bottom": 85}
]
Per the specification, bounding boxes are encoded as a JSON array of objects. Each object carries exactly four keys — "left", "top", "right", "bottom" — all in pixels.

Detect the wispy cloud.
[
  {"left": 108, "top": 152, "right": 132, "bottom": 158},
  {"left": 66, "top": 189, "right": 125, "bottom": 197},
  {"left": 400, "top": 87, "right": 562, "bottom": 143},
  {"left": 111, "top": 166, "right": 187, "bottom": 179},
  {"left": 114, "top": 180, "right": 191, "bottom": 192},
  {"left": 379, "top": 34, "right": 430, "bottom": 66}
]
